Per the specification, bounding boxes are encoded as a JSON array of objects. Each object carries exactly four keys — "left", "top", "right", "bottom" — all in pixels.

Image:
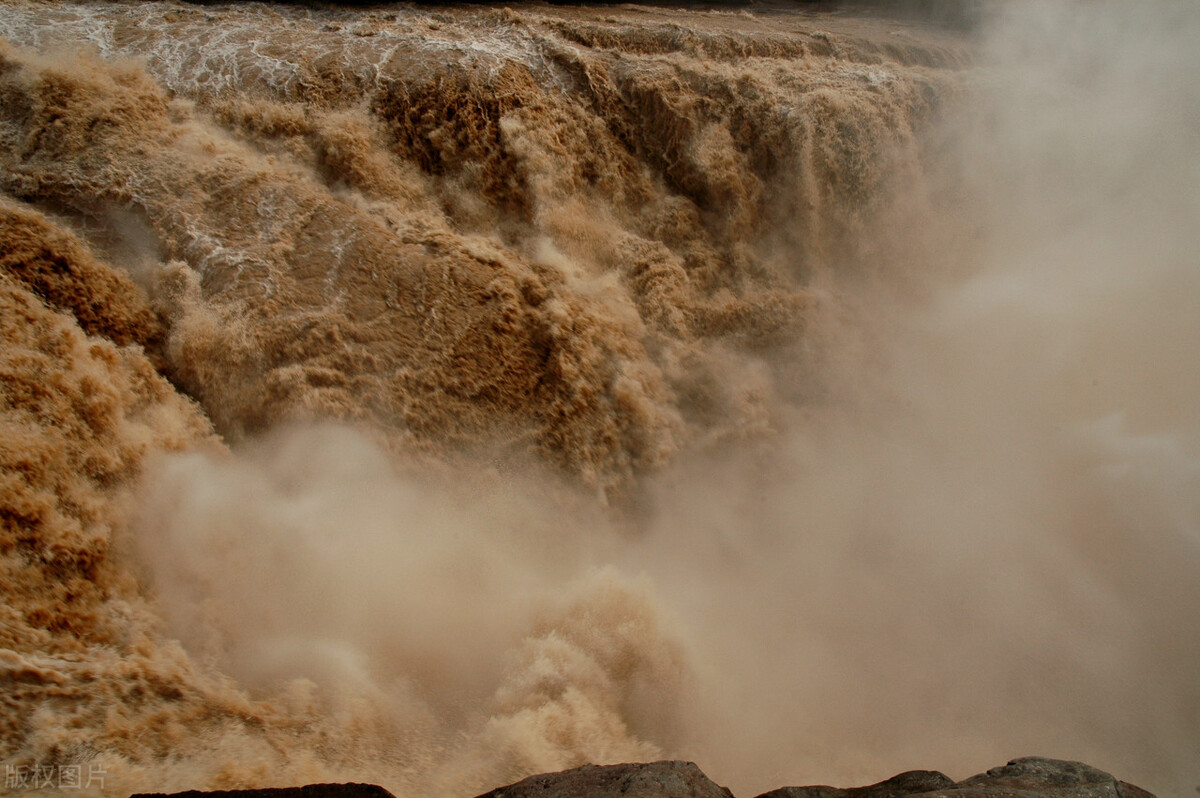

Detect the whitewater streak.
[{"left": 0, "top": 2, "right": 1197, "bottom": 797}]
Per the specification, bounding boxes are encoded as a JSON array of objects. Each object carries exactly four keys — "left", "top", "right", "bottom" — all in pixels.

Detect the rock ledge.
[{"left": 130, "top": 757, "right": 1156, "bottom": 798}]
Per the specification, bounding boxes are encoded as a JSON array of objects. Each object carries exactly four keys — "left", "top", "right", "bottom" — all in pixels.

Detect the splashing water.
[{"left": 0, "top": 2, "right": 1197, "bottom": 797}]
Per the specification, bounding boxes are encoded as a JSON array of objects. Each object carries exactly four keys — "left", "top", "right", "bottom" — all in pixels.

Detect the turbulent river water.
[{"left": 0, "top": 1, "right": 1197, "bottom": 796}]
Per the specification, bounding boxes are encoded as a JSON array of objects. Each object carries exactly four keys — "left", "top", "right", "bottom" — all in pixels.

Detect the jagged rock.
[
  {"left": 130, "top": 758, "right": 1156, "bottom": 798},
  {"left": 130, "top": 785, "right": 395, "bottom": 798},
  {"left": 755, "top": 769, "right": 956, "bottom": 798},
  {"left": 755, "top": 757, "right": 1155, "bottom": 798},
  {"left": 474, "top": 761, "right": 735, "bottom": 798},
  {"left": 951, "top": 757, "right": 1156, "bottom": 798}
]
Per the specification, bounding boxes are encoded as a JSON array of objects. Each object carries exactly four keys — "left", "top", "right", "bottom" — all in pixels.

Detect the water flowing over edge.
[{"left": 0, "top": 2, "right": 1197, "bottom": 797}]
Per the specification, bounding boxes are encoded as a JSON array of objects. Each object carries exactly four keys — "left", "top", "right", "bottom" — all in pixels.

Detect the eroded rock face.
[{"left": 130, "top": 757, "right": 1156, "bottom": 798}]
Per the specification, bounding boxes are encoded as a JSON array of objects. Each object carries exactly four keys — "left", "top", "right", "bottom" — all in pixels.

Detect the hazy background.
[
  {"left": 134, "top": 2, "right": 1200, "bottom": 794},
  {"left": 0, "top": 1, "right": 1196, "bottom": 796}
]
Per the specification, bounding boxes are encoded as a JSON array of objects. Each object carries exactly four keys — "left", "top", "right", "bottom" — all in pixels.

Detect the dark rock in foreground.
[
  {"left": 131, "top": 784, "right": 395, "bottom": 798},
  {"left": 754, "top": 758, "right": 1154, "bottom": 798},
  {"left": 131, "top": 757, "right": 1155, "bottom": 798},
  {"left": 754, "top": 769, "right": 956, "bottom": 798},
  {"left": 954, "top": 757, "right": 1155, "bottom": 798},
  {"left": 477, "top": 761, "right": 733, "bottom": 798}
]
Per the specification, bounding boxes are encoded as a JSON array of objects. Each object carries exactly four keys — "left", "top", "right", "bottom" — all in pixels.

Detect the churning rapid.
[{"left": 0, "top": 1, "right": 1197, "bottom": 796}]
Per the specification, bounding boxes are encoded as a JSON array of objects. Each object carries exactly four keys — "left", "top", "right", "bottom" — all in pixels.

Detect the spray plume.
[{"left": 0, "top": 2, "right": 1196, "bottom": 797}]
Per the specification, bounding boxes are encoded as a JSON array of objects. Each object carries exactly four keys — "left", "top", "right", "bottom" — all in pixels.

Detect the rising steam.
[{"left": 0, "top": 2, "right": 1197, "bottom": 798}]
